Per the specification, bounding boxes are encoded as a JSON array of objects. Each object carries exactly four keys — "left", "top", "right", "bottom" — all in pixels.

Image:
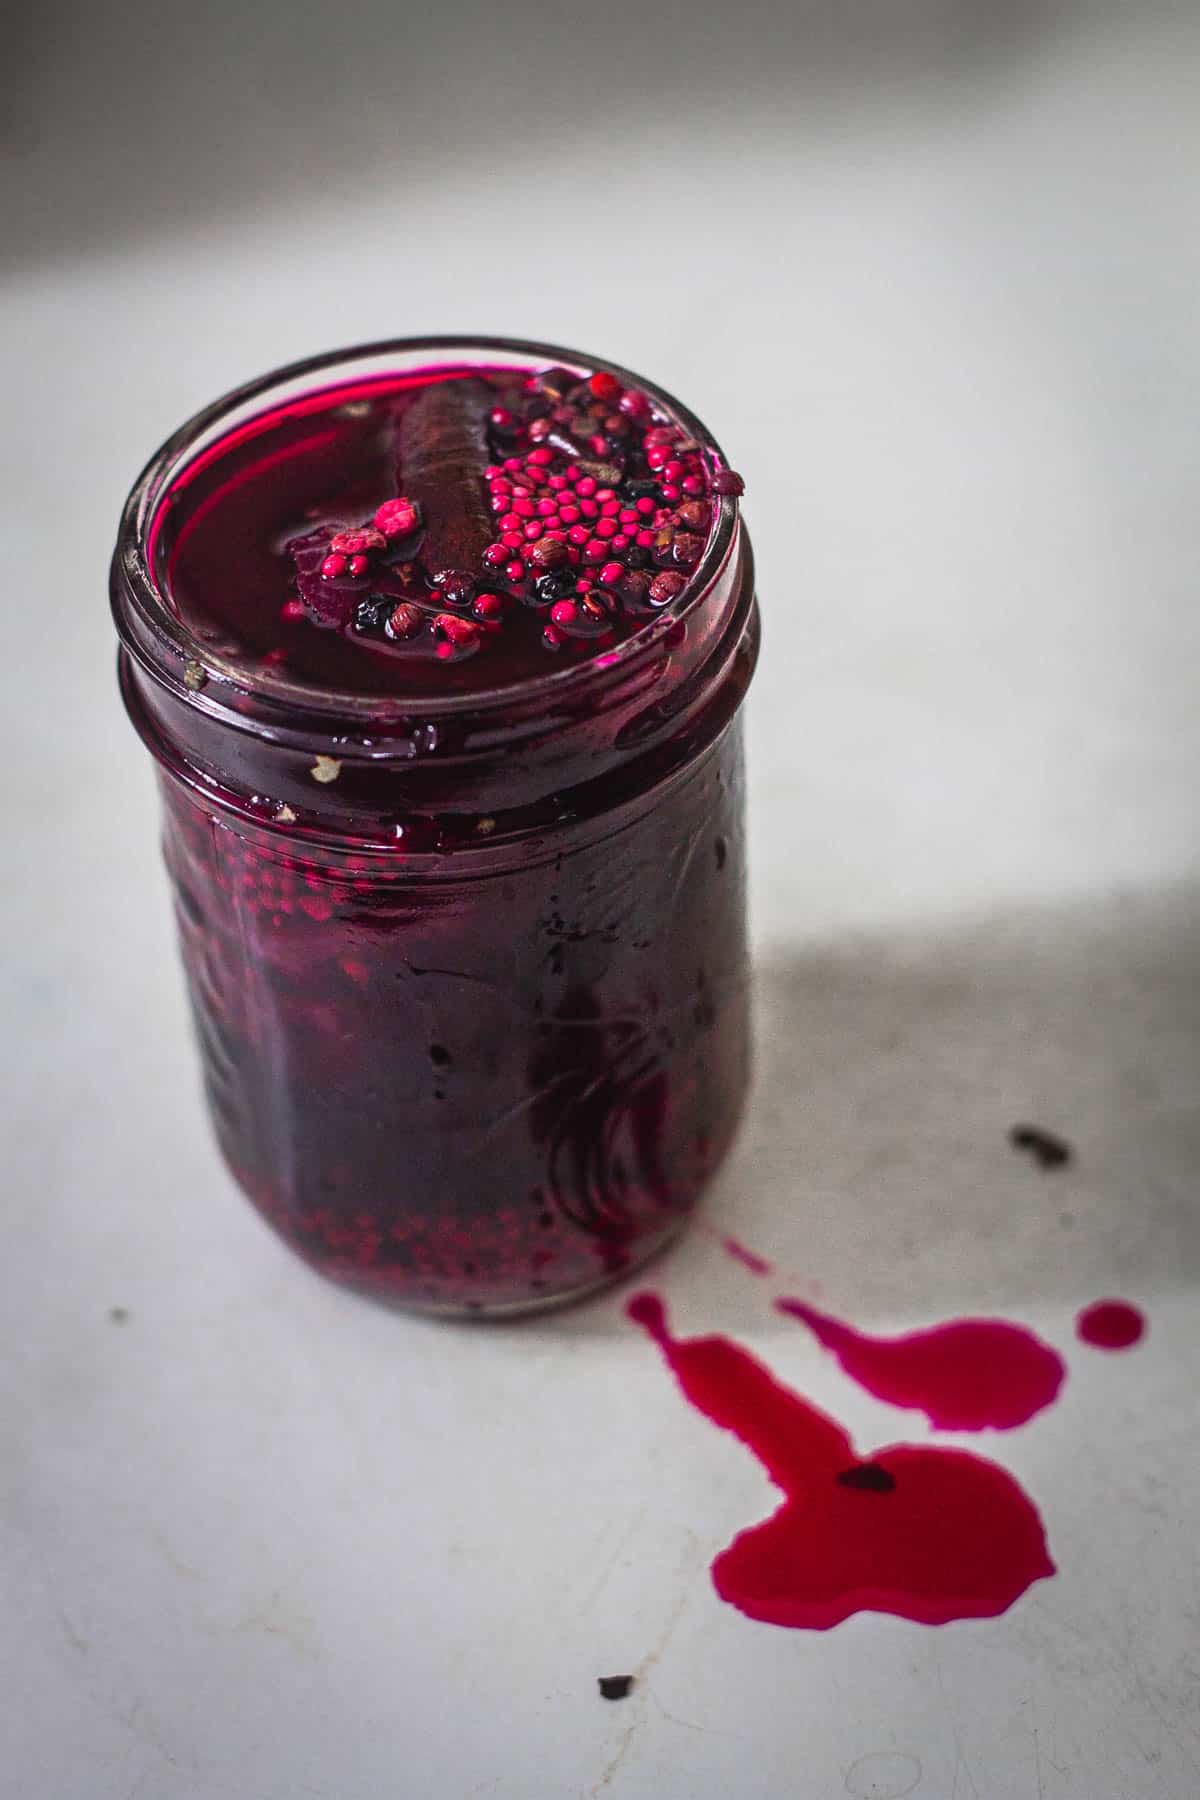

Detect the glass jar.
[{"left": 111, "top": 337, "right": 759, "bottom": 1315}]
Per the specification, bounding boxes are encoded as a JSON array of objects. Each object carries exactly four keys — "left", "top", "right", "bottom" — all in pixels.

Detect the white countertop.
[{"left": 4, "top": 5, "right": 1200, "bottom": 1795}]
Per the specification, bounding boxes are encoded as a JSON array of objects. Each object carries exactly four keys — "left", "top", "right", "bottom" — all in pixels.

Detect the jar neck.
[{"left": 115, "top": 525, "right": 757, "bottom": 852}]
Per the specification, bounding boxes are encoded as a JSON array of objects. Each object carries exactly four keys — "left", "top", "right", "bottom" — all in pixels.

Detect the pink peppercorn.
[
  {"left": 435, "top": 613, "right": 481, "bottom": 649},
  {"left": 473, "top": 592, "right": 505, "bottom": 620},
  {"left": 599, "top": 500, "right": 621, "bottom": 517},
  {"left": 583, "top": 539, "right": 606, "bottom": 562},
  {"left": 490, "top": 407, "right": 516, "bottom": 429},
  {"left": 280, "top": 598, "right": 306, "bottom": 622},
  {"left": 648, "top": 571, "right": 687, "bottom": 605},
  {"left": 599, "top": 561, "right": 624, "bottom": 584},
  {"left": 713, "top": 469, "right": 746, "bottom": 496},
  {"left": 512, "top": 498, "right": 536, "bottom": 518},
  {"left": 588, "top": 435, "right": 609, "bottom": 456},
  {"left": 524, "top": 521, "right": 543, "bottom": 541},
  {"left": 505, "top": 560, "right": 525, "bottom": 582},
  {"left": 660, "top": 484, "right": 681, "bottom": 502},
  {"left": 619, "top": 508, "right": 639, "bottom": 525},
  {"left": 527, "top": 447, "right": 555, "bottom": 466},
  {"left": 559, "top": 504, "right": 580, "bottom": 524},
  {"left": 589, "top": 370, "right": 621, "bottom": 403},
  {"left": 548, "top": 473, "right": 568, "bottom": 490},
  {"left": 330, "top": 526, "right": 386, "bottom": 556},
  {"left": 543, "top": 626, "right": 563, "bottom": 651},
  {"left": 663, "top": 460, "right": 684, "bottom": 483},
  {"left": 579, "top": 499, "right": 599, "bottom": 519},
  {"left": 682, "top": 475, "right": 705, "bottom": 496},
  {"left": 567, "top": 525, "right": 590, "bottom": 546},
  {"left": 575, "top": 477, "right": 597, "bottom": 497},
  {"left": 499, "top": 511, "right": 521, "bottom": 530},
  {"left": 347, "top": 554, "right": 370, "bottom": 577},
  {"left": 321, "top": 553, "right": 348, "bottom": 580},
  {"left": 594, "top": 518, "right": 618, "bottom": 539},
  {"left": 636, "top": 528, "right": 656, "bottom": 548},
  {"left": 503, "top": 457, "right": 523, "bottom": 473},
  {"left": 373, "top": 497, "right": 421, "bottom": 538},
  {"left": 550, "top": 600, "right": 578, "bottom": 626},
  {"left": 636, "top": 496, "right": 656, "bottom": 516},
  {"left": 611, "top": 534, "right": 629, "bottom": 550},
  {"left": 483, "top": 543, "right": 509, "bottom": 568},
  {"left": 536, "top": 498, "right": 557, "bottom": 517},
  {"left": 501, "top": 530, "right": 525, "bottom": 549}
]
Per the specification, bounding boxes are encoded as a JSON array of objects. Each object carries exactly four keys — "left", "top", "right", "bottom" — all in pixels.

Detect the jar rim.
[{"left": 112, "top": 334, "right": 742, "bottom": 726}]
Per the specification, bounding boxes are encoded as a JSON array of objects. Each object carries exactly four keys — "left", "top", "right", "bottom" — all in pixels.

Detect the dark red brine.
[
  {"left": 111, "top": 338, "right": 758, "bottom": 1313},
  {"left": 1076, "top": 1299, "right": 1146, "bottom": 1350},
  {"left": 628, "top": 1295, "right": 1056, "bottom": 1630}
]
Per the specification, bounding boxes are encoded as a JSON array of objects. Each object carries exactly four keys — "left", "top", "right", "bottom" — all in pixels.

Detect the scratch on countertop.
[
  {"left": 151, "top": 1529, "right": 202, "bottom": 1583},
  {"left": 237, "top": 1587, "right": 317, "bottom": 1659},
  {"left": 647, "top": 1687, "right": 744, "bottom": 1741},
  {"left": 56, "top": 1607, "right": 89, "bottom": 1656},
  {"left": 574, "top": 1502, "right": 649, "bottom": 1621},
  {"left": 588, "top": 1541, "right": 701, "bottom": 1797},
  {"left": 934, "top": 1647, "right": 979, "bottom": 1800}
]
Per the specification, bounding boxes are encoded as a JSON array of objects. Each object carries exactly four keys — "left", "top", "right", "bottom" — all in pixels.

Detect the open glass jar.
[{"left": 111, "top": 337, "right": 759, "bottom": 1315}]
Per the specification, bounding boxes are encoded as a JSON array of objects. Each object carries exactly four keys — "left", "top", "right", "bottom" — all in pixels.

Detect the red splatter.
[
  {"left": 1076, "top": 1299, "right": 1145, "bottom": 1350},
  {"left": 628, "top": 1293, "right": 1054, "bottom": 1630},
  {"left": 721, "top": 1235, "right": 773, "bottom": 1277},
  {"left": 774, "top": 1297, "right": 1064, "bottom": 1432}
]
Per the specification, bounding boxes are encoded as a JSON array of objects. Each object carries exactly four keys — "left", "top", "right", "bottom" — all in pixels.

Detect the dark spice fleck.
[
  {"left": 835, "top": 1462, "right": 896, "bottom": 1493},
  {"left": 528, "top": 536, "right": 568, "bottom": 572},
  {"left": 432, "top": 568, "right": 477, "bottom": 607},
  {"left": 575, "top": 459, "right": 624, "bottom": 486},
  {"left": 537, "top": 366, "right": 580, "bottom": 403},
  {"left": 598, "top": 1675, "right": 634, "bottom": 1702},
  {"left": 385, "top": 602, "right": 425, "bottom": 641},
  {"left": 109, "top": 1307, "right": 130, "bottom": 1325},
  {"left": 671, "top": 531, "right": 704, "bottom": 567},
  {"left": 1009, "top": 1125, "right": 1073, "bottom": 1171},
  {"left": 531, "top": 567, "right": 576, "bottom": 603},
  {"left": 354, "top": 596, "right": 393, "bottom": 632},
  {"left": 712, "top": 468, "right": 746, "bottom": 496},
  {"left": 648, "top": 571, "right": 687, "bottom": 607}
]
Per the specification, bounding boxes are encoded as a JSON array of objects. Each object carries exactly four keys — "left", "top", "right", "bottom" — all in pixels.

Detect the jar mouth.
[{"left": 113, "top": 334, "right": 741, "bottom": 725}]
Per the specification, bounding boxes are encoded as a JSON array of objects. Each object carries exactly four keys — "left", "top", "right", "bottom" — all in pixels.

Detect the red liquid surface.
[
  {"left": 162, "top": 363, "right": 723, "bottom": 696},
  {"left": 627, "top": 1293, "right": 1055, "bottom": 1630},
  {"left": 776, "top": 1297, "right": 1065, "bottom": 1431},
  {"left": 1076, "top": 1299, "right": 1146, "bottom": 1350}
]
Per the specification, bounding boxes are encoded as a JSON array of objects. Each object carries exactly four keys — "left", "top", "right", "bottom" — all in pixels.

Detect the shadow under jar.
[{"left": 111, "top": 337, "right": 759, "bottom": 1315}]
